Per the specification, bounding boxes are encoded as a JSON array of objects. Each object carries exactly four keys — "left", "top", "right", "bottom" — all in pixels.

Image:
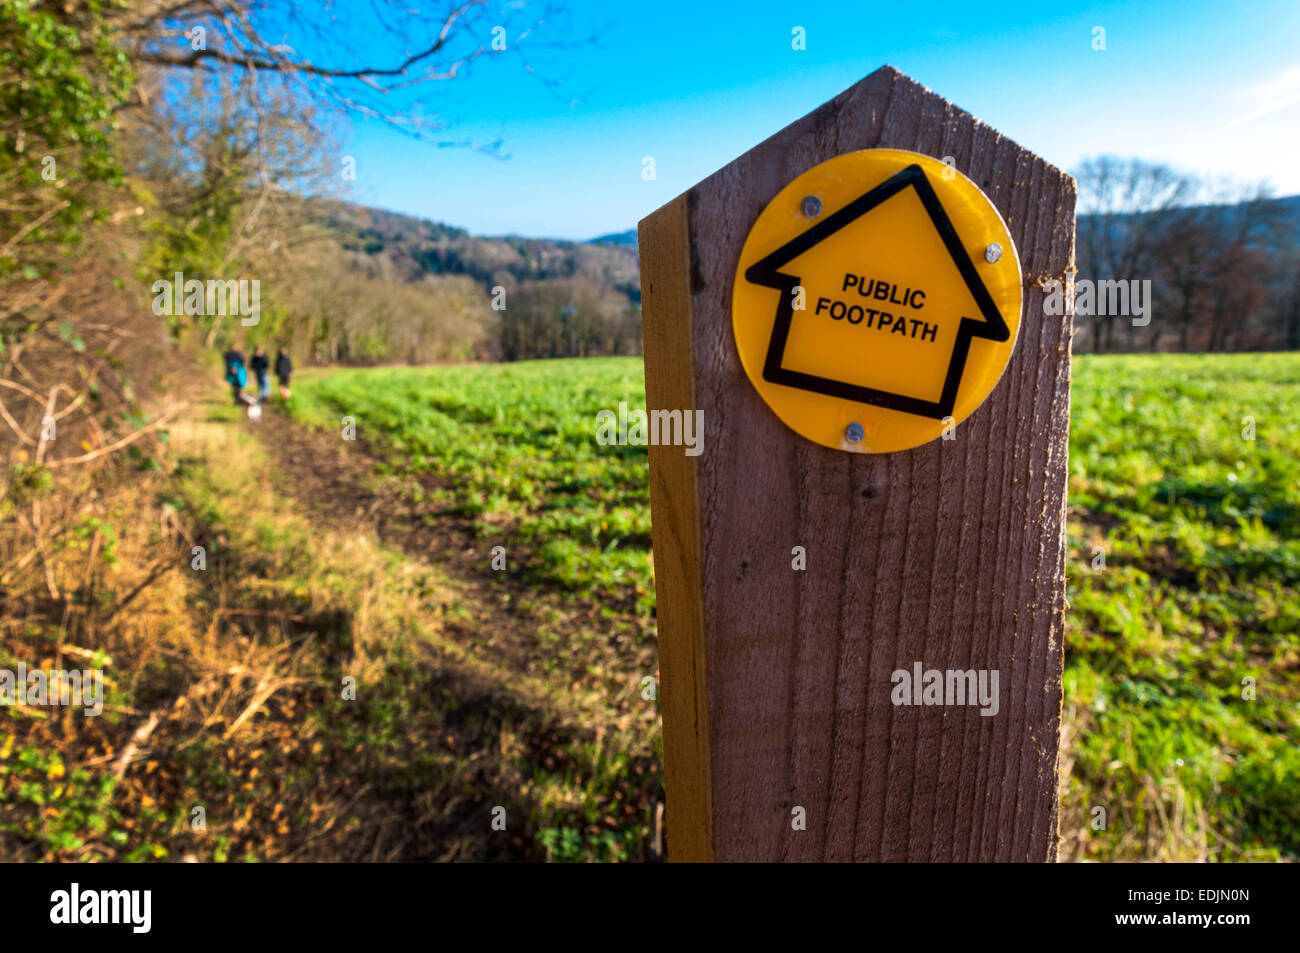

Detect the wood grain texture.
[
  {"left": 639, "top": 65, "right": 1075, "bottom": 862},
  {"left": 639, "top": 194, "right": 713, "bottom": 861}
]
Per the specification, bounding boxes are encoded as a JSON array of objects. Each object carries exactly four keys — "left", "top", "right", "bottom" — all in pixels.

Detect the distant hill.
[
  {"left": 302, "top": 191, "right": 1298, "bottom": 358},
  {"left": 317, "top": 200, "right": 642, "bottom": 304},
  {"left": 318, "top": 193, "right": 1298, "bottom": 304},
  {"left": 589, "top": 229, "right": 638, "bottom": 247},
  {"left": 1077, "top": 194, "right": 1300, "bottom": 246},
  {"left": 580, "top": 195, "right": 1298, "bottom": 283}
]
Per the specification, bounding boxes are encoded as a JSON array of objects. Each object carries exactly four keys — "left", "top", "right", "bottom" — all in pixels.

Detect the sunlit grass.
[{"left": 293, "top": 352, "right": 1300, "bottom": 862}]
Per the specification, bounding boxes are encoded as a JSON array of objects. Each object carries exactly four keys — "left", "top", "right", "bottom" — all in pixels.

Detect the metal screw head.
[
  {"left": 801, "top": 195, "right": 823, "bottom": 217},
  {"left": 845, "top": 422, "right": 865, "bottom": 444},
  {"left": 984, "top": 242, "right": 1003, "bottom": 263}
]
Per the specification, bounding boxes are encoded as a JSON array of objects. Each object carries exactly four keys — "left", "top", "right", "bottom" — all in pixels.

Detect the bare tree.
[
  {"left": 1075, "top": 157, "right": 1196, "bottom": 353},
  {"left": 1076, "top": 158, "right": 1293, "bottom": 353},
  {"left": 1283, "top": 254, "right": 1300, "bottom": 351},
  {"left": 1153, "top": 210, "right": 1214, "bottom": 352},
  {"left": 106, "top": 0, "right": 594, "bottom": 352},
  {"left": 104, "top": 0, "right": 588, "bottom": 146}
]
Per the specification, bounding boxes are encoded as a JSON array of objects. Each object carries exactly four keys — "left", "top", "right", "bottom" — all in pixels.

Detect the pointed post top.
[{"left": 639, "top": 66, "right": 1075, "bottom": 861}]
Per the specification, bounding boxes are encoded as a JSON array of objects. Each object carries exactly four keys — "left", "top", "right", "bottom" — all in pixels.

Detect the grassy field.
[
  {"left": 289, "top": 360, "right": 656, "bottom": 621},
  {"left": 287, "top": 352, "right": 1300, "bottom": 862},
  {"left": 1062, "top": 354, "right": 1299, "bottom": 861}
]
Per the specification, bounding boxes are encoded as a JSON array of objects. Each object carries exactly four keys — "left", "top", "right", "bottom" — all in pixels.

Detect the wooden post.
[{"left": 640, "top": 66, "right": 1075, "bottom": 862}]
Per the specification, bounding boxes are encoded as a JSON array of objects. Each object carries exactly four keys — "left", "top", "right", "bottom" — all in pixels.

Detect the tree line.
[{"left": 1074, "top": 157, "right": 1298, "bottom": 353}]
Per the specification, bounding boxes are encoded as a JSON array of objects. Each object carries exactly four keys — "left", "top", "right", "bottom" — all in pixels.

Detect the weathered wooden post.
[{"left": 640, "top": 66, "right": 1075, "bottom": 861}]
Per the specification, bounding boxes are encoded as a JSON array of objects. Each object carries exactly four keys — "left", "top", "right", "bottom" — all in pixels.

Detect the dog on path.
[{"left": 238, "top": 391, "right": 262, "bottom": 422}]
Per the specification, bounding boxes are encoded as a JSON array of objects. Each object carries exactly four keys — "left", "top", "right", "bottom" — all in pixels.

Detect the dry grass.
[{"left": 2, "top": 372, "right": 659, "bottom": 861}]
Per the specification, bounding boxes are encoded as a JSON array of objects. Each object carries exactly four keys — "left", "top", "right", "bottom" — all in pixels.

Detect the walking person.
[
  {"left": 275, "top": 347, "right": 293, "bottom": 400},
  {"left": 223, "top": 344, "right": 247, "bottom": 404},
  {"left": 250, "top": 345, "right": 271, "bottom": 403}
]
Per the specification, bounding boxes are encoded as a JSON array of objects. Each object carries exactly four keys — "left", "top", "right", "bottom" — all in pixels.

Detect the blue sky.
[{"left": 338, "top": 0, "right": 1300, "bottom": 241}]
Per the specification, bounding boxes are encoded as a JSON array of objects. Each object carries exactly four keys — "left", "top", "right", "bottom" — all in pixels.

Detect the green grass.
[
  {"left": 290, "top": 353, "right": 1300, "bottom": 862},
  {"left": 1064, "top": 353, "right": 1299, "bottom": 861},
  {"left": 289, "top": 359, "right": 655, "bottom": 620}
]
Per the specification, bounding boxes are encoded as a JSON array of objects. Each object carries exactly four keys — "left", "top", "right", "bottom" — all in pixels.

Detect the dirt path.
[
  {"left": 245, "top": 398, "right": 663, "bottom": 858},
  {"left": 247, "top": 401, "right": 633, "bottom": 702},
  {"left": 164, "top": 393, "right": 662, "bottom": 862}
]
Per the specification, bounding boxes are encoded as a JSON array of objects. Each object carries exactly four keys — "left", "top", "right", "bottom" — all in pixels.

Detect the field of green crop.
[
  {"left": 289, "top": 353, "right": 1300, "bottom": 862},
  {"left": 1063, "top": 354, "right": 1299, "bottom": 861},
  {"left": 290, "top": 359, "right": 656, "bottom": 620}
]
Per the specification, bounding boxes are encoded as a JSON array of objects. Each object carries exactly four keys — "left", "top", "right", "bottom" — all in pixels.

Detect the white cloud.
[{"left": 1228, "top": 65, "right": 1300, "bottom": 127}]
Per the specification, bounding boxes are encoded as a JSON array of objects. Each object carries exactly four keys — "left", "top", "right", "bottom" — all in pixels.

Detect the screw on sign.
[{"left": 639, "top": 66, "right": 1075, "bottom": 862}]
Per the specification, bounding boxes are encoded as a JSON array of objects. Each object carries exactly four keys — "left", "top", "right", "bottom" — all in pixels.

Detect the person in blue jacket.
[{"left": 224, "top": 345, "right": 247, "bottom": 404}]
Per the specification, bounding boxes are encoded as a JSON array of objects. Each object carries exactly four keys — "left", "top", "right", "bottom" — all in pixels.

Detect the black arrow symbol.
[{"left": 744, "top": 163, "right": 1010, "bottom": 421}]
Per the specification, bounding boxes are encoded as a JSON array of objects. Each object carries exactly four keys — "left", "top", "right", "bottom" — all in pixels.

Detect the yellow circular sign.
[{"left": 732, "top": 148, "right": 1022, "bottom": 453}]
